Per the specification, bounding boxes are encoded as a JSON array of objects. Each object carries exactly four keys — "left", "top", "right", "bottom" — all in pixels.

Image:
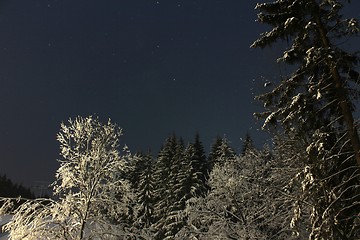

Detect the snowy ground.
[{"left": 0, "top": 215, "right": 12, "bottom": 240}]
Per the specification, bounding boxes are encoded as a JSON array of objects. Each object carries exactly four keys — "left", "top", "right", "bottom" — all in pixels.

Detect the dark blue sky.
[{"left": 0, "top": 0, "right": 359, "bottom": 188}]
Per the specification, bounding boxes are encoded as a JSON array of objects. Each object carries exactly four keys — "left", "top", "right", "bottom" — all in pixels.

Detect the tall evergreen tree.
[
  {"left": 135, "top": 153, "right": 155, "bottom": 229},
  {"left": 125, "top": 153, "right": 143, "bottom": 190},
  {"left": 152, "top": 134, "right": 179, "bottom": 239},
  {"left": 252, "top": 1, "right": 360, "bottom": 238},
  {"left": 208, "top": 136, "right": 236, "bottom": 170},
  {"left": 241, "top": 132, "right": 255, "bottom": 156},
  {"left": 207, "top": 136, "right": 222, "bottom": 170},
  {"left": 191, "top": 133, "right": 208, "bottom": 196},
  {"left": 252, "top": 0, "right": 360, "bottom": 164},
  {"left": 152, "top": 134, "right": 209, "bottom": 239},
  {"left": 163, "top": 138, "right": 208, "bottom": 239},
  {"left": 162, "top": 140, "right": 187, "bottom": 239}
]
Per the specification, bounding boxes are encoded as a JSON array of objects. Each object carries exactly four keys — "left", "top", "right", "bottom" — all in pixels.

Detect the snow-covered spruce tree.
[
  {"left": 162, "top": 142, "right": 208, "bottom": 239},
  {"left": 151, "top": 134, "right": 209, "bottom": 239},
  {"left": 134, "top": 153, "right": 155, "bottom": 229},
  {"left": 241, "top": 132, "right": 255, "bottom": 156},
  {"left": 161, "top": 136, "right": 206, "bottom": 239},
  {"left": 191, "top": 133, "right": 209, "bottom": 196},
  {"left": 162, "top": 140, "right": 187, "bottom": 239},
  {"left": 252, "top": 1, "right": 360, "bottom": 238},
  {"left": 207, "top": 136, "right": 236, "bottom": 171},
  {"left": 1, "top": 116, "right": 143, "bottom": 240},
  {"left": 152, "top": 134, "right": 179, "bottom": 239}
]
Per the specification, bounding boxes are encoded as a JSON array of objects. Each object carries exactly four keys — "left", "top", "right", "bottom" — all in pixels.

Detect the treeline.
[
  {"left": 0, "top": 174, "right": 35, "bottom": 199},
  {"left": 0, "top": 116, "right": 262, "bottom": 239},
  {"left": 118, "top": 130, "right": 310, "bottom": 239},
  {"left": 123, "top": 133, "right": 240, "bottom": 239},
  {"left": 0, "top": 116, "right": 359, "bottom": 239}
]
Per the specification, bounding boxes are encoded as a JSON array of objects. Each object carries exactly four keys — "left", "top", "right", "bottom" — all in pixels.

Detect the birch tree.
[{"left": 1, "top": 116, "right": 142, "bottom": 240}]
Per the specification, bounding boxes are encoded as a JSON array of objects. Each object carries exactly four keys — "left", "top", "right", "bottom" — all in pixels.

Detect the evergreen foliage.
[
  {"left": 150, "top": 133, "right": 209, "bottom": 239},
  {"left": 241, "top": 132, "right": 254, "bottom": 156},
  {"left": 252, "top": 0, "right": 360, "bottom": 238},
  {"left": 152, "top": 134, "right": 179, "bottom": 239},
  {"left": 189, "top": 133, "right": 208, "bottom": 197},
  {"left": 208, "top": 136, "right": 236, "bottom": 170},
  {"left": 134, "top": 153, "right": 155, "bottom": 229}
]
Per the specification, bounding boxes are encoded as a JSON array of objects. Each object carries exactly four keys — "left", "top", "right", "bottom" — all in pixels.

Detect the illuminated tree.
[
  {"left": 1, "top": 116, "right": 142, "bottom": 240},
  {"left": 252, "top": 1, "right": 360, "bottom": 238}
]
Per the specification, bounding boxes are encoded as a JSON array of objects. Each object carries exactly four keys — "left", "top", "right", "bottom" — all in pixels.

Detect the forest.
[
  {"left": 0, "top": 175, "right": 34, "bottom": 200},
  {"left": 1, "top": 0, "right": 360, "bottom": 239}
]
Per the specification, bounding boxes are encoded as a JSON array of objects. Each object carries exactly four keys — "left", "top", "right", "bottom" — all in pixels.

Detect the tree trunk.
[
  {"left": 313, "top": 2, "right": 360, "bottom": 167},
  {"left": 79, "top": 197, "right": 91, "bottom": 240}
]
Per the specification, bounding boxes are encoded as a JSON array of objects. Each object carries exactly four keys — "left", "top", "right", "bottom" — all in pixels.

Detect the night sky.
[{"left": 1, "top": 1, "right": 359, "bottom": 189}]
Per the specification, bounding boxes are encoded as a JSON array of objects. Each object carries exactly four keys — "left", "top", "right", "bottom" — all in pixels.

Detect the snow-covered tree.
[
  {"left": 179, "top": 147, "right": 286, "bottom": 239},
  {"left": 191, "top": 133, "right": 208, "bottom": 196},
  {"left": 151, "top": 134, "right": 209, "bottom": 239},
  {"left": 134, "top": 153, "right": 155, "bottom": 229},
  {"left": 252, "top": 1, "right": 360, "bottom": 158},
  {"left": 241, "top": 132, "right": 255, "bottom": 156},
  {"left": 152, "top": 134, "right": 179, "bottom": 239},
  {"left": 1, "top": 116, "right": 144, "bottom": 240},
  {"left": 162, "top": 141, "right": 187, "bottom": 239},
  {"left": 252, "top": 0, "right": 360, "bottom": 238},
  {"left": 269, "top": 133, "right": 312, "bottom": 238},
  {"left": 178, "top": 136, "right": 319, "bottom": 239},
  {"left": 208, "top": 136, "right": 236, "bottom": 170},
  {"left": 54, "top": 116, "right": 135, "bottom": 237},
  {"left": 162, "top": 142, "right": 208, "bottom": 239}
]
